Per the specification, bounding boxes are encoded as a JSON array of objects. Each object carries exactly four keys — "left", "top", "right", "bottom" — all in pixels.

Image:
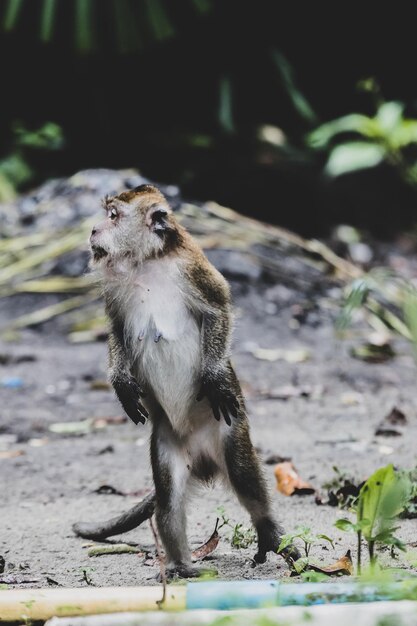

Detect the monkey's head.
[{"left": 89, "top": 184, "right": 177, "bottom": 266}]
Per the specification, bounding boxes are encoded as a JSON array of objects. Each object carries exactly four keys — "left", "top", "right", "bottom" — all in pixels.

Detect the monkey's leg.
[
  {"left": 72, "top": 491, "right": 156, "bottom": 540},
  {"left": 151, "top": 422, "right": 206, "bottom": 579},
  {"left": 224, "top": 421, "right": 301, "bottom": 568}
]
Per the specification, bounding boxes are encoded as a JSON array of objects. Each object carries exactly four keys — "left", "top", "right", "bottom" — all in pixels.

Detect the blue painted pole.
[{"left": 186, "top": 579, "right": 417, "bottom": 610}]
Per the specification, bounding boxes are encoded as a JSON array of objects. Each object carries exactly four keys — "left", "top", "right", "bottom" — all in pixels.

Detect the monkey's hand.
[
  {"left": 112, "top": 376, "right": 148, "bottom": 425},
  {"left": 197, "top": 371, "right": 241, "bottom": 426}
]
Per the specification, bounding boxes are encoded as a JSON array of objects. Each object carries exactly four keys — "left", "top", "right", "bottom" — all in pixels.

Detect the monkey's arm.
[
  {"left": 108, "top": 330, "right": 148, "bottom": 425},
  {"left": 186, "top": 251, "right": 244, "bottom": 424},
  {"left": 197, "top": 312, "right": 244, "bottom": 425}
]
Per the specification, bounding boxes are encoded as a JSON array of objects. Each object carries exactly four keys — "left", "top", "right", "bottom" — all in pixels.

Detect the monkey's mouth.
[{"left": 91, "top": 245, "right": 109, "bottom": 261}]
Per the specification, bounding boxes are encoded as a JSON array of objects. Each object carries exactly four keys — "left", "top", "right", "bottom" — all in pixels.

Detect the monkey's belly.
[{"left": 135, "top": 326, "right": 202, "bottom": 432}]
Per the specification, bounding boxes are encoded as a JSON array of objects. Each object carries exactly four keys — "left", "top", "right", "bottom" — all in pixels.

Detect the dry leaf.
[
  {"left": 28, "top": 437, "right": 49, "bottom": 447},
  {"left": 93, "top": 415, "right": 127, "bottom": 429},
  {"left": 274, "top": 461, "right": 315, "bottom": 496},
  {"left": 262, "top": 384, "right": 323, "bottom": 400},
  {"left": 375, "top": 427, "right": 402, "bottom": 437},
  {"left": 340, "top": 391, "right": 363, "bottom": 406},
  {"left": 251, "top": 347, "right": 310, "bottom": 363},
  {"left": 264, "top": 454, "right": 292, "bottom": 465},
  {"left": 89, "top": 379, "right": 111, "bottom": 390},
  {"left": 0, "top": 574, "right": 40, "bottom": 584},
  {"left": 0, "top": 449, "right": 24, "bottom": 459},
  {"left": 191, "top": 520, "right": 220, "bottom": 562},
  {"left": 49, "top": 419, "right": 92, "bottom": 435},
  {"left": 351, "top": 341, "right": 395, "bottom": 363},
  {"left": 93, "top": 484, "right": 126, "bottom": 496},
  {"left": 309, "top": 550, "right": 354, "bottom": 576},
  {"left": 375, "top": 406, "right": 407, "bottom": 437},
  {"left": 385, "top": 407, "right": 407, "bottom": 425},
  {"left": 378, "top": 445, "right": 394, "bottom": 455}
]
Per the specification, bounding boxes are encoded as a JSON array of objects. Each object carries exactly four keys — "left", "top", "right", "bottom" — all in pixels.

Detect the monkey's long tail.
[{"left": 72, "top": 491, "right": 156, "bottom": 541}]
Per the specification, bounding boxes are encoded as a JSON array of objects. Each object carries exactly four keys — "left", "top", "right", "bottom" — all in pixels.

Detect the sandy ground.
[{"left": 1, "top": 282, "right": 417, "bottom": 589}]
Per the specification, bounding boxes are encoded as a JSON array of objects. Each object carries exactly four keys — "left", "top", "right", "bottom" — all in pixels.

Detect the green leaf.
[
  {"left": 293, "top": 557, "right": 309, "bottom": 574},
  {"left": 144, "top": 0, "right": 175, "bottom": 41},
  {"left": 307, "top": 114, "right": 376, "bottom": 149},
  {"left": 335, "top": 518, "right": 356, "bottom": 532},
  {"left": 375, "top": 102, "right": 404, "bottom": 134},
  {"left": 358, "top": 464, "right": 411, "bottom": 543},
  {"left": 190, "top": 0, "right": 212, "bottom": 13},
  {"left": 403, "top": 287, "right": 417, "bottom": 356},
  {"left": 277, "top": 534, "right": 297, "bottom": 553},
  {"left": 0, "top": 154, "right": 32, "bottom": 186},
  {"left": 218, "top": 76, "right": 235, "bottom": 134},
  {"left": 3, "top": 0, "right": 24, "bottom": 30},
  {"left": 40, "top": 0, "right": 58, "bottom": 42},
  {"left": 317, "top": 534, "right": 335, "bottom": 549},
  {"left": 372, "top": 527, "right": 404, "bottom": 548},
  {"left": 325, "top": 142, "right": 385, "bottom": 177},
  {"left": 74, "top": 0, "right": 96, "bottom": 53},
  {"left": 0, "top": 172, "right": 17, "bottom": 202},
  {"left": 337, "top": 278, "right": 369, "bottom": 330},
  {"left": 15, "top": 122, "right": 64, "bottom": 150},
  {"left": 271, "top": 50, "right": 318, "bottom": 126},
  {"left": 300, "top": 570, "right": 330, "bottom": 583},
  {"left": 390, "top": 120, "right": 417, "bottom": 149}
]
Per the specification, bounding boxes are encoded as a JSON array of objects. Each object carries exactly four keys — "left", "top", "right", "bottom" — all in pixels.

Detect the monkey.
[{"left": 75, "top": 184, "right": 301, "bottom": 578}]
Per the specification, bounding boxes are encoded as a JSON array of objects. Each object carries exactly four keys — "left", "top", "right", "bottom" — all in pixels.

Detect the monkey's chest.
[
  {"left": 125, "top": 262, "right": 197, "bottom": 346},
  {"left": 124, "top": 264, "right": 201, "bottom": 425}
]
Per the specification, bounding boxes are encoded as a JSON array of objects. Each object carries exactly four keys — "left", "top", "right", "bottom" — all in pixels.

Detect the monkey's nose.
[{"left": 91, "top": 228, "right": 97, "bottom": 236}]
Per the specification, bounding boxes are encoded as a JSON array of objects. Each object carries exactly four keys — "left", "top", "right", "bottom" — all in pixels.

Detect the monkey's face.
[{"left": 89, "top": 185, "right": 175, "bottom": 267}]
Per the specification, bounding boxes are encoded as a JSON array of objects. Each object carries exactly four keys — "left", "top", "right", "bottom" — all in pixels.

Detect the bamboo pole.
[
  {"left": 0, "top": 586, "right": 186, "bottom": 622},
  {"left": 44, "top": 601, "right": 417, "bottom": 626},
  {"left": 3, "top": 580, "right": 417, "bottom": 621}
]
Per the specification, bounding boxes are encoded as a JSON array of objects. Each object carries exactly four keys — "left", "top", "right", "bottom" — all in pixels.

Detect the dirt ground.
[{"left": 1, "top": 279, "right": 417, "bottom": 589}]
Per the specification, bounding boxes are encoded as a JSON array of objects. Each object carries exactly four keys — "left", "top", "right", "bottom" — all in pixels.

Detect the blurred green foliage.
[
  {"left": 338, "top": 268, "right": 417, "bottom": 349},
  {"left": 3, "top": 0, "right": 211, "bottom": 52},
  {"left": 336, "top": 464, "right": 411, "bottom": 571},
  {"left": 308, "top": 86, "right": 417, "bottom": 181},
  {"left": 0, "top": 122, "right": 64, "bottom": 201},
  {"left": 2, "top": 3, "right": 417, "bottom": 234}
]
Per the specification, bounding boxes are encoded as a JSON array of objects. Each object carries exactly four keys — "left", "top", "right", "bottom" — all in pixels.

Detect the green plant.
[
  {"left": 2, "top": 0, "right": 212, "bottom": 53},
  {"left": 0, "top": 121, "right": 64, "bottom": 201},
  {"left": 335, "top": 464, "right": 411, "bottom": 572},
  {"left": 216, "top": 507, "right": 256, "bottom": 550},
  {"left": 277, "top": 526, "right": 334, "bottom": 573},
  {"left": 307, "top": 80, "right": 417, "bottom": 182},
  {"left": 322, "top": 465, "right": 362, "bottom": 509},
  {"left": 400, "top": 466, "right": 417, "bottom": 519},
  {"left": 337, "top": 269, "right": 417, "bottom": 353}
]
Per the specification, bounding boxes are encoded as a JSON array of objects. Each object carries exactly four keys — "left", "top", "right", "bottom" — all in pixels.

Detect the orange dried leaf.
[
  {"left": 310, "top": 550, "right": 354, "bottom": 576},
  {"left": 274, "top": 461, "right": 315, "bottom": 496},
  {"left": 0, "top": 450, "right": 24, "bottom": 460},
  {"left": 191, "top": 520, "right": 220, "bottom": 562}
]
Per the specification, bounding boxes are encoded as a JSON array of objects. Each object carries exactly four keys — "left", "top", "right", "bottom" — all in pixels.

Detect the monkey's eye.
[
  {"left": 152, "top": 209, "right": 168, "bottom": 222},
  {"left": 108, "top": 208, "right": 118, "bottom": 221}
]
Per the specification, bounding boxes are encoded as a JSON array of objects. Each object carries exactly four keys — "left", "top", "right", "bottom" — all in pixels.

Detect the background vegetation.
[{"left": 2, "top": 1, "right": 417, "bottom": 235}]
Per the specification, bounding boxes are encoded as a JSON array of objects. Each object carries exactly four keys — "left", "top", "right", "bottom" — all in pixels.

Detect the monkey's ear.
[{"left": 146, "top": 204, "right": 172, "bottom": 233}]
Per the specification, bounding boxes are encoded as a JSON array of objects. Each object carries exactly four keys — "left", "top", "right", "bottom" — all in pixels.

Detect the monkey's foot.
[
  {"left": 279, "top": 544, "right": 302, "bottom": 571},
  {"left": 165, "top": 563, "right": 216, "bottom": 580},
  {"left": 253, "top": 543, "right": 301, "bottom": 573}
]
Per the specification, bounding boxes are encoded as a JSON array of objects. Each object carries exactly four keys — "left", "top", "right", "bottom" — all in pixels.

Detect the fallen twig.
[
  {"left": 149, "top": 516, "right": 166, "bottom": 607},
  {"left": 88, "top": 544, "right": 142, "bottom": 557}
]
